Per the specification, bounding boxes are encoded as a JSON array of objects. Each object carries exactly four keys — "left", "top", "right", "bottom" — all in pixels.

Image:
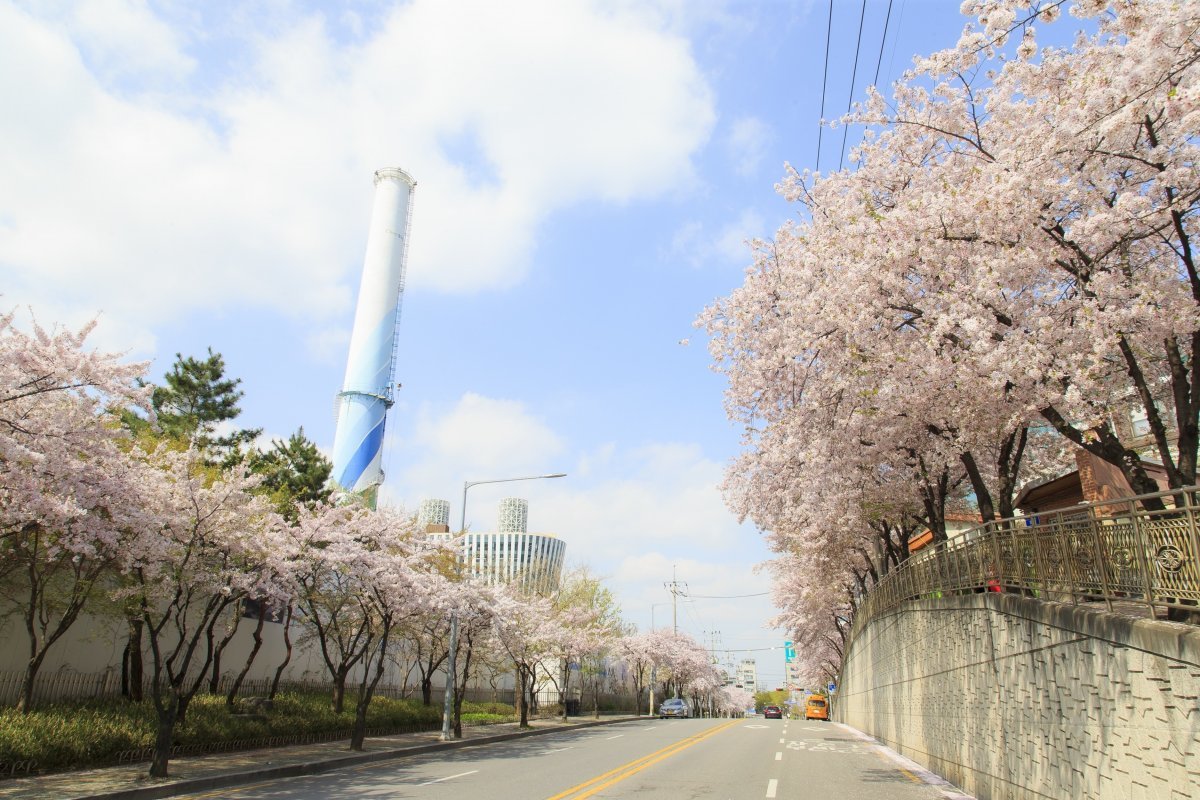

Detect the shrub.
[
  {"left": 0, "top": 691, "right": 444, "bottom": 774},
  {"left": 460, "top": 700, "right": 515, "bottom": 717}
]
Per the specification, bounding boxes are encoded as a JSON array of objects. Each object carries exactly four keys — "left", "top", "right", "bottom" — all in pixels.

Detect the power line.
[
  {"left": 884, "top": 0, "right": 907, "bottom": 94},
  {"left": 838, "top": 0, "right": 869, "bottom": 172},
  {"left": 816, "top": 0, "right": 834, "bottom": 172},
  {"left": 683, "top": 591, "right": 771, "bottom": 599},
  {"left": 872, "top": 0, "right": 895, "bottom": 89}
]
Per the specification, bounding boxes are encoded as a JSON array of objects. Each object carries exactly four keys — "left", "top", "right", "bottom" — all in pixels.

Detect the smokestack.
[{"left": 330, "top": 168, "right": 416, "bottom": 500}]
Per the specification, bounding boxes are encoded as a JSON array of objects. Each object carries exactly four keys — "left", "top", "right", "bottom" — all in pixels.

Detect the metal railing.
[{"left": 851, "top": 486, "right": 1200, "bottom": 638}]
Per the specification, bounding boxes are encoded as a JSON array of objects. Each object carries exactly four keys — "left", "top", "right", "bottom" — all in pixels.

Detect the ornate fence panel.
[{"left": 851, "top": 486, "right": 1200, "bottom": 641}]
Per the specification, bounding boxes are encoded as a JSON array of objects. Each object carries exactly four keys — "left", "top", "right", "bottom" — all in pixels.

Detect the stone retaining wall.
[{"left": 837, "top": 594, "right": 1200, "bottom": 800}]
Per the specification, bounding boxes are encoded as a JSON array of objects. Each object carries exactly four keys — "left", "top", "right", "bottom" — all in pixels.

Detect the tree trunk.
[
  {"left": 960, "top": 450, "right": 996, "bottom": 523},
  {"left": 149, "top": 703, "right": 177, "bottom": 778},
  {"left": 15, "top": 650, "right": 47, "bottom": 714},
  {"left": 453, "top": 632, "right": 474, "bottom": 738},
  {"left": 207, "top": 603, "right": 243, "bottom": 694},
  {"left": 421, "top": 675, "right": 433, "bottom": 706},
  {"left": 227, "top": 603, "right": 267, "bottom": 708},
  {"left": 517, "top": 666, "right": 530, "bottom": 728},
  {"left": 560, "top": 657, "right": 570, "bottom": 721},
  {"left": 332, "top": 667, "right": 349, "bottom": 714},
  {"left": 268, "top": 604, "right": 293, "bottom": 700},
  {"left": 350, "top": 626, "right": 390, "bottom": 752},
  {"left": 176, "top": 692, "right": 194, "bottom": 726},
  {"left": 127, "top": 616, "right": 144, "bottom": 701}
]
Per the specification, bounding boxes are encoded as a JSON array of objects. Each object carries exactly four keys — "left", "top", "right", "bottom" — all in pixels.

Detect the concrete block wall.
[{"left": 837, "top": 594, "right": 1200, "bottom": 800}]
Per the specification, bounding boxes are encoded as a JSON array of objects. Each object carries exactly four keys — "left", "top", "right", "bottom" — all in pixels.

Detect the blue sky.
[{"left": 2, "top": 0, "right": 976, "bottom": 686}]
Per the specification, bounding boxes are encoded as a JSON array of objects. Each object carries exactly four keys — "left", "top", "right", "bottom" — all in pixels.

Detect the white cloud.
[
  {"left": 67, "top": 0, "right": 197, "bottom": 84},
  {"left": 668, "top": 221, "right": 707, "bottom": 269},
  {"left": 716, "top": 208, "right": 765, "bottom": 262},
  {"left": 384, "top": 392, "right": 567, "bottom": 509},
  {"left": 380, "top": 393, "right": 738, "bottom": 557},
  {"left": 666, "top": 208, "right": 765, "bottom": 269},
  {"left": 305, "top": 326, "right": 351, "bottom": 366},
  {"left": 726, "top": 116, "right": 773, "bottom": 177},
  {"left": 0, "top": 0, "right": 715, "bottom": 349}
]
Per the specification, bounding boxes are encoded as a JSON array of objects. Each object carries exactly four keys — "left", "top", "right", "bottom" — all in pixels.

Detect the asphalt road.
[{"left": 176, "top": 717, "right": 969, "bottom": 799}]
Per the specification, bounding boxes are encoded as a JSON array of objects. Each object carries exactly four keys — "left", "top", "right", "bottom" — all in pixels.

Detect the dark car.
[
  {"left": 658, "top": 698, "right": 691, "bottom": 718},
  {"left": 763, "top": 705, "right": 783, "bottom": 719}
]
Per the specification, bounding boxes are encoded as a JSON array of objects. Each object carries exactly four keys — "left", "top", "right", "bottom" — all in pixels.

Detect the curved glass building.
[{"left": 425, "top": 497, "right": 565, "bottom": 596}]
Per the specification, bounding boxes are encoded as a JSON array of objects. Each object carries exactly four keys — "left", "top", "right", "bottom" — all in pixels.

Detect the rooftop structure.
[{"left": 425, "top": 497, "right": 565, "bottom": 595}]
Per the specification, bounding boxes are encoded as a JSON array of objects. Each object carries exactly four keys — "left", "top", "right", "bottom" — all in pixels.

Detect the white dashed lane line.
[
  {"left": 766, "top": 778, "right": 779, "bottom": 798},
  {"left": 418, "top": 770, "right": 478, "bottom": 786},
  {"left": 775, "top": 752, "right": 782, "bottom": 761}
]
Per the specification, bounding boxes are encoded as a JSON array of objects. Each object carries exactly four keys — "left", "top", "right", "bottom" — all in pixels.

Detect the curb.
[{"left": 65, "top": 716, "right": 640, "bottom": 800}]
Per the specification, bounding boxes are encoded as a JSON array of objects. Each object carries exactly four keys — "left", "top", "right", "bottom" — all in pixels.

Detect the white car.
[{"left": 658, "top": 698, "right": 691, "bottom": 718}]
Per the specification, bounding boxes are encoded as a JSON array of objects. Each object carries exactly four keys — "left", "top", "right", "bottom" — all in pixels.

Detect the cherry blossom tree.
[
  {"left": 614, "top": 631, "right": 656, "bottom": 714},
  {"left": 446, "top": 580, "right": 499, "bottom": 736},
  {"left": 288, "top": 501, "right": 445, "bottom": 749},
  {"left": 769, "top": 553, "right": 857, "bottom": 683},
  {"left": 703, "top": 0, "right": 1200, "bottom": 683},
  {"left": 548, "top": 567, "right": 625, "bottom": 720},
  {"left": 406, "top": 612, "right": 452, "bottom": 707},
  {"left": 0, "top": 313, "right": 155, "bottom": 713},
  {"left": 490, "top": 586, "right": 561, "bottom": 727},
  {"left": 118, "top": 448, "right": 287, "bottom": 778},
  {"left": 717, "top": 686, "right": 754, "bottom": 717}
]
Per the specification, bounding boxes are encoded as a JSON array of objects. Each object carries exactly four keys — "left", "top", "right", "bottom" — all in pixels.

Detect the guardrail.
[{"left": 852, "top": 486, "right": 1200, "bottom": 637}]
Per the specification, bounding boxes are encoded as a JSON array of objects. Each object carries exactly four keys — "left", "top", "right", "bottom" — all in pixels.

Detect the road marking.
[
  {"left": 606, "top": 735, "right": 624, "bottom": 740},
  {"left": 779, "top": 738, "right": 785, "bottom": 744},
  {"left": 545, "top": 720, "right": 740, "bottom": 800},
  {"left": 775, "top": 752, "right": 782, "bottom": 761},
  {"left": 419, "top": 770, "right": 478, "bottom": 786},
  {"left": 766, "top": 778, "right": 779, "bottom": 798},
  {"left": 545, "top": 747, "right": 573, "bottom": 753},
  {"left": 744, "top": 724, "right": 768, "bottom": 729}
]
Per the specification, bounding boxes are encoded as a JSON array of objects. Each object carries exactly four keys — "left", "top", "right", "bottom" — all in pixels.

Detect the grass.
[{"left": 0, "top": 693, "right": 516, "bottom": 775}]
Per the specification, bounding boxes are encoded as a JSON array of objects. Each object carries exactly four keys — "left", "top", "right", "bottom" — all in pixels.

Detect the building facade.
[
  {"left": 737, "top": 658, "right": 759, "bottom": 694},
  {"left": 426, "top": 497, "right": 566, "bottom": 596}
]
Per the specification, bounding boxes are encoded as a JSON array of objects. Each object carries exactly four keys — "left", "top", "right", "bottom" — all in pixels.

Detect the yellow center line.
[{"left": 545, "top": 719, "right": 741, "bottom": 800}]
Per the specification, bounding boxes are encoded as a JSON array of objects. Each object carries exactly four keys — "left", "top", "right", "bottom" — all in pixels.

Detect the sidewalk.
[{"left": 0, "top": 716, "right": 637, "bottom": 800}]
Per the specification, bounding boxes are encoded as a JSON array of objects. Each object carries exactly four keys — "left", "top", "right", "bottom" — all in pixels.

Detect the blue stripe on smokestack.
[{"left": 333, "top": 413, "right": 387, "bottom": 492}]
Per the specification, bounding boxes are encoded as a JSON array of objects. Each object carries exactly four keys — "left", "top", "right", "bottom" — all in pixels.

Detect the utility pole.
[{"left": 664, "top": 566, "right": 687, "bottom": 635}]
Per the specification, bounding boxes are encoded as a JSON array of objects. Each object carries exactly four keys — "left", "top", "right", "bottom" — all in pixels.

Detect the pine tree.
[
  {"left": 249, "top": 427, "right": 333, "bottom": 520},
  {"left": 149, "top": 348, "right": 261, "bottom": 465}
]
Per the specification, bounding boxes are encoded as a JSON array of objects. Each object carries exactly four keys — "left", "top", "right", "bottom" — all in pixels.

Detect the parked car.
[
  {"left": 804, "top": 695, "right": 829, "bottom": 721},
  {"left": 658, "top": 698, "right": 691, "bottom": 718},
  {"left": 763, "top": 705, "right": 783, "bottom": 719}
]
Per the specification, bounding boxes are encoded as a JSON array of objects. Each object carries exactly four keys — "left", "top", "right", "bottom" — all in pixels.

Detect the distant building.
[
  {"left": 1015, "top": 449, "right": 1170, "bottom": 516},
  {"left": 419, "top": 498, "right": 451, "bottom": 533},
  {"left": 737, "top": 658, "right": 759, "bottom": 694},
  {"left": 908, "top": 512, "right": 983, "bottom": 554},
  {"left": 425, "top": 497, "right": 566, "bottom": 596}
]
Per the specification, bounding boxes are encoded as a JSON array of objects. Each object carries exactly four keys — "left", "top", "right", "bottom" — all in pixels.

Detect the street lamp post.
[{"left": 441, "top": 472, "right": 566, "bottom": 740}]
